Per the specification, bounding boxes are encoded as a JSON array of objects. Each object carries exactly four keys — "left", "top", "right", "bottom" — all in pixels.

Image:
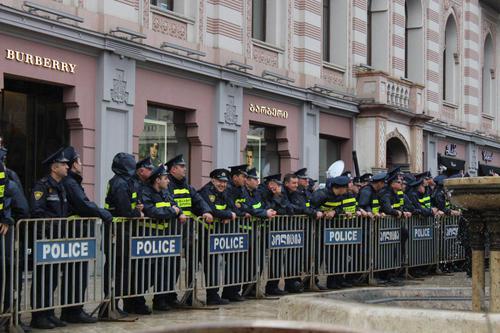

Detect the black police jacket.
[
  {"left": 142, "top": 184, "right": 179, "bottom": 220},
  {"left": 243, "top": 186, "right": 269, "bottom": 218},
  {"left": 310, "top": 187, "right": 343, "bottom": 214},
  {"left": 4, "top": 178, "right": 29, "bottom": 224},
  {"left": 167, "top": 175, "right": 211, "bottom": 217},
  {"left": 358, "top": 184, "right": 379, "bottom": 213},
  {"left": 30, "top": 175, "right": 68, "bottom": 218},
  {"left": 226, "top": 181, "right": 251, "bottom": 216},
  {"left": 379, "top": 187, "right": 413, "bottom": 216},
  {"left": 63, "top": 171, "right": 112, "bottom": 223},
  {"left": 406, "top": 189, "right": 433, "bottom": 217},
  {"left": 265, "top": 187, "right": 294, "bottom": 215},
  {"left": 105, "top": 153, "right": 141, "bottom": 218},
  {"left": 431, "top": 186, "right": 451, "bottom": 214},
  {"left": 198, "top": 182, "right": 235, "bottom": 220},
  {"left": 285, "top": 187, "right": 317, "bottom": 217}
]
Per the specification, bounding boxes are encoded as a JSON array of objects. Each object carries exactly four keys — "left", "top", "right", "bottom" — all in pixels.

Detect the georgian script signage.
[
  {"left": 5, "top": 49, "right": 77, "bottom": 74},
  {"left": 249, "top": 104, "right": 289, "bottom": 119},
  {"left": 482, "top": 150, "right": 494, "bottom": 162},
  {"left": 444, "top": 144, "right": 457, "bottom": 157}
]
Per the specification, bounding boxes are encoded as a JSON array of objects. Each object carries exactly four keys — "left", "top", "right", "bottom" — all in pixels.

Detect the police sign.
[
  {"left": 131, "top": 236, "right": 181, "bottom": 258},
  {"left": 379, "top": 228, "right": 400, "bottom": 244},
  {"left": 269, "top": 231, "right": 304, "bottom": 249},
  {"left": 35, "top": 239, "right": 96, "bottom": 264},
  {"left": 209, "top": 233, "right": 248, "bottom": 254},
  {"left": 324, "top": 228, "right": 362, "bottom": 245},
  {"left": 413, "top": 226, "right": 433, "bottom": 240},
  {"left": 445, "top": 225, "right": 459, "bottom": 239}
]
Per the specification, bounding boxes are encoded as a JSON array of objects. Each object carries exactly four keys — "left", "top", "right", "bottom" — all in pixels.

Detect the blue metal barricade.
[
  {"left": 406, "top": 216, "right": 437, "bottom": 268},
  {"left": 107, "top": 217, "right": 195, "bottom": 311},
  {"left": 15, "top": 217, "right": 104, "bottom": 325},
  {"left": 260, "top": 215, "right": 311, "bottom": 288},
  {"left": 315, "top": 216, "right": 370, "bottom": 278},
  {"left": 438, "top": 215, "right": 466, "bottom": 264},
  {"left": 370, "top": 216, "right": 402, "bottom": 280}
]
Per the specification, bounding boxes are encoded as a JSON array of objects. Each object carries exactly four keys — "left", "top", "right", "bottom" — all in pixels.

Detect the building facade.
[{"left": 0, "top": 0, "right": 498, "bottom": 203}]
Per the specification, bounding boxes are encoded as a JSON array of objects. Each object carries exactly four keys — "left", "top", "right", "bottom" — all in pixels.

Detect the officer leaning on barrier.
[
  {"left": 431, "top": 175, "right": 460, "bottom": 217},
  {"left": 357, "top": 172, "right": 387, "bottom": 218},
  {"left": 103, "top": 152, "right": 144, "bottom": 318},
  {"left": 285, "top": 173, "right": 322, "bottom": 220},
  {"left": 294, "top": 168, "right": 314, "bottom": 200},
  {"left": 166, "top": 154, "right": 213, "bottom": 307},
  {"left": 29, "top": 148, "right": 70, "bottom": 330},
  {"left": 198, "top": 168, "right": 240, "bottom": 305},
  {"left": 243, "top": 168, "right": 276, "bottom": 218},
  {"left": 226, "top": 164, "right": 251, "bottom": 217},
  {"left": 60, "top": 146, "right": 111, "bottom": 324},
  {"left": 406, "top": 178, "right": 443, "bottom": 217},
  {"left": 340, "top": 172, "right": 365, "bottom": 218},
  {"left": 263, "top": 174, "right": 294, "bottom": 216},
  {"left": 141, "top": 164, "right": 186, "bottom": 311}
]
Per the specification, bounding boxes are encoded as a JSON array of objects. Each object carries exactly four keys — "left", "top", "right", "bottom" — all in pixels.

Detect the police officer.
[
  {"left": 199, "top": 168, "right": 239, "bottom": 304},
  {"left": 103, "top": 153, "right": 145, "bottom": 317},
  {"left": 141, "top": 164, "right": 185, "bottom": 311},
  {"left": 227, "top": 165, "right": 251, "bottom": 217},
  {"left": 134, "top": 157, "right": 154, "bottom": 197},
  {"left": 406, "top": 178, "right": 437, "bottom": 217},
  {"left": 431, "top": 175, "right": 460, "bottom": 217},
  {"left": 29, "top": 148, "right": 69, "bottom": 329},
  {"left": 244, "top": 168, "right": 276, "bottom": 218},
  {"left": 0, "top": 147, "right": 22, "bottom": 191},
  {"left": 311, "top": 176, "right": 350, "bottom": 289},
  {"left": 166, "top": 154, "right": 213, "bottom": 306},
  {"left": 263, "top": 174, "right": 294, "bottom": 215},
  {"left": 358, "top": 172, "right": 387, "bottom": 217},
  {"left": 60, "top": 146, "right": 110, "bottom": 323},
  {"left": 294, "top": 168, "right": 313, "bottom": 199}
]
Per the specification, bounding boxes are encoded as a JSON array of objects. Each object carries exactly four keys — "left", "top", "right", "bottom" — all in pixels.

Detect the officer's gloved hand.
[
  {"left": 0, "top": 222, "right": 9, "bottom": 235},
  {"left": 101, "top": 210, "right": 113, "bottom": 224}
]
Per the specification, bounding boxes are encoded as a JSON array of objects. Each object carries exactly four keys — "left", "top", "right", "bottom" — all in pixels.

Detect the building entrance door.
[{"left": 0, "top": 78, "right": 68, "bottom": 194}]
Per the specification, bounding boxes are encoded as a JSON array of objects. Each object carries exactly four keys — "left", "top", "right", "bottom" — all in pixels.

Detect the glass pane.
[
  {"left": 252, "top": 0, "right": 266, "bottom": 41},
  {"left": 139, "top": 120, "right": 167, "bottom": 167},
  {"left": 319, "top": 136, "right": 341, "bottom": 184},
  {"left": 247, "top": 125, "right": 279, "bottom": 178}
]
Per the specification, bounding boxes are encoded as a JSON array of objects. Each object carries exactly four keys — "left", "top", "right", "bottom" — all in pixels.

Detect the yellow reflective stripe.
[
  {"left": 104, "top": 203, "right": 110, "bottom": 209},
  {"left": 132, "top": 192, "right": 137, "bottom": 199},
  {"left": 112, "top": 217, "right": 127, "bottom": 223},
  {"left": 0, "top": 185, "right": 5, "bottom": 197},
  {"left": 373, "top": 207, "right": 380, "bottom": 214},
  {"left": 173, "top": 188, "right": 190, "bottom": 195},
  {"left": 144, "top": 222, "right": 169, "bottom": 230},
  {"left": 215, "top": 204, "right": 227, "bottom": 210},
  {"left": 155, "top": 202, "right": 171, "bottom": 208},
  {"left": 183, "top": 211, "right": 193, "bottom": 217},
  {"left": 174, "top": 197, "right": 192, "bottom": 208},
  {"left": 392, "top": 203, "right": 402, "bottom": 208},
  {"left": 131, "top": 203, "right": 137, "bottom": 210},
  {"left": 324, "top": 201, "right": 341, "bottom": 207},
  {"left": 68, "top": 215, "right": 80, "bottom": 220},
  {"left": 0, "top": 203, "right": 4, "bottom": 210},
  {"left": 252, "top": 202, "right": 262, "bottom": 209},
  {"left": 342, "top": 198, "right": 357, "bottom": 204},
  {"left": 305, "top": 202, "right": 310, "bottom": 207},
  {"left": 239, "top": 225, "right": 252, "bottom": 231},
  {"left": 235, "top": 198, "right": 246, "bottom": 204},
  {"left": 372, "top": 199, "right": 379, "bottom": 204},
  {"left": 0, "top": 172, "right": 5, "bottom": 179}
]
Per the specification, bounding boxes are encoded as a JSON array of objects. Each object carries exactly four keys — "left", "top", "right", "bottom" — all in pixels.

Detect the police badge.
[
  {"left": 208, "top": 195, "right": 215, "bottom": 202},
  {"left": 34, "top": 191, "right": 44, "bottom": 200}
]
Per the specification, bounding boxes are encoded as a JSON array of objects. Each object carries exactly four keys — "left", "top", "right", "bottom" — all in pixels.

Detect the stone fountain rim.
[{"left": 444, "top": 176, "right": 500, "bottom": 189}]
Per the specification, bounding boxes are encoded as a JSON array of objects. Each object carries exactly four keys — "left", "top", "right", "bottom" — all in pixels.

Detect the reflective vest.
[
  {"left": 419, "top": 195, "right": 431, "bottom": 209},
  {"left": 392, "top": 191, "right": 404, "bottom": 209},
  {"left": 372, "top": 198, "right": 380, "bottom": 214},
  {"left": 172, "top": 188, "right": 193, "bottom": 217},
  {"left": 104, "top": 181, "right": 139, "bottom": 217},
  {"left": 342, "top": 197, "right": 357, "bottom": 214},
  {"left": 320, "top": 201, "right": 341, "bottom": 212}
]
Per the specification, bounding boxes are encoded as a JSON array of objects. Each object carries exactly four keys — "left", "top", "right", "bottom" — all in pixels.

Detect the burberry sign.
[{"left": 5, "top": 49, "right": 77, "bottom": 74}]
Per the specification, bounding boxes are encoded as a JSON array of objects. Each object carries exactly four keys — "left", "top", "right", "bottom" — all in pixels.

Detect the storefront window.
[
  {"left": 319, "top": 136, "right": 342, "bottom": 183},
  {"left": 246, "top": 125, "right": 279, "bottom": 178},
  {"left": 139, "top": 105, "right": 189, "bottom": 167}
]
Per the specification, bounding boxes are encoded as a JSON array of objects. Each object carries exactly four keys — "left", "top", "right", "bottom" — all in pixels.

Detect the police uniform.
[
  {"left": 60, "top": 147, "right": 108, "bottom": 323},
  {"left": 415, "top": 171, "right": 432, "bottom": 209},
  {"left": 141, "top": 165, "right": 183, "bottom": 311},
  {"left": 198, "top": 169, "right": 239, "bottom": 304},
  {"left": 294, "top": 168, "right": 314, "bottom": 199},
  {"left": 406, "top": 179, "right": 433, "bottom": 217},
  {"left": 226, "top": 164, "right": 251, "bottom": 217},
  {"left": 357, "top": 173, "right": 386, "bottom": 214},
  {"left": 29, "top": 148, "right": 70, "bottom": 329},
  {"left": 103, "top": 152, "right": 144, "bottom": 317},
  {"left": 243, "top": 168, "right": 269, "bottom": 218},
  {"left": 263, "top": 174, "right": 294, "bottom": 215},
  {"left": 166, "top": 154, "right": 211, "bottom": 305}
]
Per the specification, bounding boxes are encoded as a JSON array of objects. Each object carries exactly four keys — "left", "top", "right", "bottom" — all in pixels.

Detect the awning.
[
  {"left": 478, "top": 163, "right": 500, "bottom": 176},
  {"left": 437, "top": 154, "right": 465, "bottom": 172}
]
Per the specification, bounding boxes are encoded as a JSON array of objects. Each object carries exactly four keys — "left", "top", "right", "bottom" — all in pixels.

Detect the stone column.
[
  {"left": 467, "top": 212, "right": 486, "bottom": 312},
  {"left": 487, "top": 215, "right": 500, "bottom": 312}
]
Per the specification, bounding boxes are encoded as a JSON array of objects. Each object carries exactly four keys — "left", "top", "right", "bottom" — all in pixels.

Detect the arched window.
[
  {"left": 482, "top": 34, "right": 495, "bottom": 115},
  {"left": 367, "top": 0, "right": 389, "bottom": 70},
  {"left": 443, "top": 15, "right": 458, "bottom": 103},
  {"left": 405, "top": 0, "right": 423, "bottom": 82}
]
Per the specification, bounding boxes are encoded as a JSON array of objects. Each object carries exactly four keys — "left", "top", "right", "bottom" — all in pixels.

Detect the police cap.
[
  {"left": 386, "top": 173, "right": 401, "bottom": 184},
  {"left": 353, "top": 176, "right": 361, "bottom": 185},
  {"left": 415, "top": 171, "right": 431, "bottom": 180},
  {"left": 264, "top": 173, "right": 282, "bottom": 184},
  {"left": 246, "top": 167, "right": 259, "bottom": 179},
  {"left": 148, "top": 164, "right": 168, "bottom": 182},
  {"left": 360, "top": 173, "right": 373, "bottom": 183},
  {"left": 166, "top": 154, "right": 186, "bottom": 171},
  {"left": 42, "top": 147, "right": 69, "bottom": 166},
  {"left": 341, "top": 171, "right": 352, "bottom": 179},
  {"left": 409, "top": 178, "right": 423, "bottom": 188},
  {"left": 371, "top": 172, "right": 387, "bottom": 182},
  {"left": 294, "top": 168, "right": 308, "bottom": 179},
  {"left": 388, "top": 166, "right": 401, "bottom": 176},
  {"left": 62, "top": 146, "right": 79, "bottom": 165},
  {"left": 229, "top": 164, "right": 248, "bottom": 177},
  {"left": 331, "top": 176, "right": 350, "bottom": 188},
  {"left": 136, "top": 156, "right": 154, "bottom": 170},
  {"left": 210, "top": 168, "right": 230, "bottom": 181},
  {"left": 403, "top": 173, "right": 416, "bottom": 184},
  {"left": 433, "top": 175, "right": 447, "bottom": 186}
]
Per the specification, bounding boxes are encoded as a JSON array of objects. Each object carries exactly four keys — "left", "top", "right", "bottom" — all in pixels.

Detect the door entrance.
[{"left": 0, "top": 77, "right": 68, "bottom": 193}]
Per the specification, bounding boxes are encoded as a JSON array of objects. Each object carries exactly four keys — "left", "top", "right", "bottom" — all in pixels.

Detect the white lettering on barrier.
[
  {"left": 379, "top": 230, "right": 400, "bottom": 242},
  {"left": 270, "top": 232, "right": 303, "bottom": 247},
  {"left": 328, "top": 230, "right": 358, "bottom": 242},
  {"left": 42, "top": 242, "right": 89, "bottom": 260},
  {"left": 136, "top": 239, "right": 176, "bottom": 256},
  {"left": 445, "top": 226, "right": 459, "bottom": 238},
  {"left": 213, "top": 236, "right": 244, "bottom": 251},
  {"left": 414, "top": 227, "right": 431, "bottom": 239}
]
